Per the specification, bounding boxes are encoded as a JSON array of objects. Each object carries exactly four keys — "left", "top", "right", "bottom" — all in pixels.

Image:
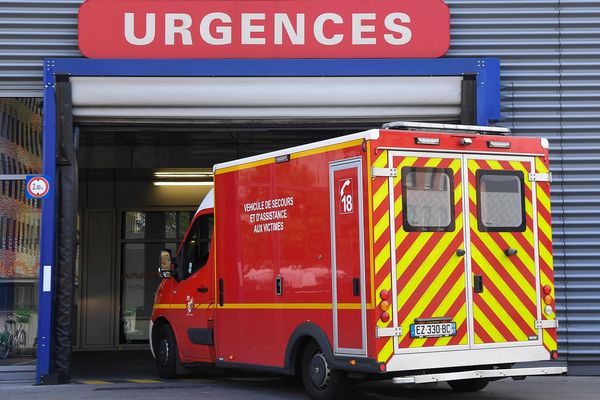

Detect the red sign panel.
[{"left": 78, "top": 0, "right": 450, "bottom": 59}]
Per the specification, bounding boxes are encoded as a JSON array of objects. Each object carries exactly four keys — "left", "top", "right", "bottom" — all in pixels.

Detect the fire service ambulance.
[{"left": 151, "top": 122, "right": 566, "bottom": 399}]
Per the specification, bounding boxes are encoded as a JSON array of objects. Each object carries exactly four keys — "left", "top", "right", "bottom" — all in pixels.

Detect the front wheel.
[
  {"left": 301, "top": 342, "right": 350, "bottom": 400},
  {"left": 448, "top": 378, "right": 489, "bottom": 392},
  {"left": 155, "top": 324, "right": 178, "bottom": 379}
]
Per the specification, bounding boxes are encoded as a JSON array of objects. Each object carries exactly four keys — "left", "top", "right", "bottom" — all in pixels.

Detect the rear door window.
[
  {"left": 402, "top": 167, "right": 455, "bottom": 232},
  {"left": 476, "top": 170, "right": 526, "bottom": 232}
]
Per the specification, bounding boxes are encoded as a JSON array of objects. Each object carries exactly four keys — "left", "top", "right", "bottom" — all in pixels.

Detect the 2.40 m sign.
[{"left": 78, "top": 0, "right": 450, "bottom": 59}]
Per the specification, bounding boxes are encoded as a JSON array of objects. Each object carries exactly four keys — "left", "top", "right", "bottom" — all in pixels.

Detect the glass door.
[{"left": 120, "top": 210, "right": 193, "bottom": 344}]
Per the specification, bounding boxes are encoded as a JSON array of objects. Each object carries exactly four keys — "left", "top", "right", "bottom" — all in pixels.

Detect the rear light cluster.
[
  {"left": 543, "top": 285, "right": 554, "bottom": 316},
  {"left": 379, "top": 290, "right": 390, "bottom": 322}
]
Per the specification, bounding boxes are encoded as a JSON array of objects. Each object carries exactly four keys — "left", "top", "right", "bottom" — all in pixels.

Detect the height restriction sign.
[{"left": 26, "top": 175, "right": 51, "bottom": 199}]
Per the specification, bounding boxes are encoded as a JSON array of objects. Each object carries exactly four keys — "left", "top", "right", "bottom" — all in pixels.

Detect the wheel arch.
[
  {"left": 150, "top": 316, "right": 173, "bottom": 358},
  {"left": 284, "top": 322, "right": 334, "bottom": 376}
]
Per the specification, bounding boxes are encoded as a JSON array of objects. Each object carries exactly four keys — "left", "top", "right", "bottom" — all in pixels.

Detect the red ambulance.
[{"left": 151, "top": 122, "right": 566, "bottom": 400}]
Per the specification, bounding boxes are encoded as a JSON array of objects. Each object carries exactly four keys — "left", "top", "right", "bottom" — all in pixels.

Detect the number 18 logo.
[{"left": 339, "top": 178, "right": 354, "bottom": 214}]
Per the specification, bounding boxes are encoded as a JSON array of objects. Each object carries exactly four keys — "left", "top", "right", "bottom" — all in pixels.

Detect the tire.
[
  {"left": 17, "top": 330, "right": 26, "bottom": 347},
  {"left": 0, "top": 342, "right": 9, "bottom": 359},
  {"left": 301, "top": 341, "right": 350, "bottom": 400},
  {"left": 448, "top": 378, "right": 489, "bottom": 392},
  {"left": 155, "top": 324, "right": 178, "bottom": 379}
]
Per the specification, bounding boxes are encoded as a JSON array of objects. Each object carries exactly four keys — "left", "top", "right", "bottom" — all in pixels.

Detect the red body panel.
[
  {"left": 151, "top": 126, "right": 558, "bottom": 374},
  {"left": 332, "top": 166, "right": 363, "bottom": 350},
  {"left": 213, "top": 145, "right": 372, "bottom": 367}
]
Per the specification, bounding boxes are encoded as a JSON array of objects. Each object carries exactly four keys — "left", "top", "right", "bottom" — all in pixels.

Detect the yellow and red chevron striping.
[
  {"left": 468, "top": 158, "right": 538, "bottom": 345},
  {"left": 393, "top": 155, "right": 468, "bottom": 350},
  {"left": 371, "top": 150, "right": 396, "bottom": 363},
  {"left": 535, "top": 157, "right": 557, "bottom": 352}
]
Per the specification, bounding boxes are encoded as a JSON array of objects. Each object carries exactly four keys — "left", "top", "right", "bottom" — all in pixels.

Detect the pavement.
[{"left": 0, "top": 351, "right": 598, "bottom": 400}]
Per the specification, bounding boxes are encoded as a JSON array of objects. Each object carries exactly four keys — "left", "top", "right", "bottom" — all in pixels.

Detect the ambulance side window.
[
  {"left": 180, "top": 214, "right": 214, "bottom": 280},
  {"left": 402, "top": 167, "right": 455, "bottom": 232},
  {"left": 477, "top": 170, "right": 526, "bottom": 232}
]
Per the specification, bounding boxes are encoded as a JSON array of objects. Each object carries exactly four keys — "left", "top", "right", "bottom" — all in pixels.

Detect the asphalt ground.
[
  {"left": 0, "top": 351, "right": 598, "bottom": 399},
  {"left": 1, "top": 374, "right": 599, "bottom": 400}
]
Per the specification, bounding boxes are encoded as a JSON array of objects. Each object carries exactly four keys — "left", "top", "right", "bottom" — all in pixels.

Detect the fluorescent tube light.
[
  {"left": 153, "top": 181, "right": 214, "bottom": 186},
  {"left": 154, "top": 171, "right": 213, "bottom": 178}
]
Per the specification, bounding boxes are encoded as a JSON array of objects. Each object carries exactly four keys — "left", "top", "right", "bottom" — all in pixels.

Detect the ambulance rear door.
[
  {"left": 465, "top": 155, "right": 542, "bottom": 349},
  {"left": 387, "top": 151, "right": 470, "bottom": 355}
]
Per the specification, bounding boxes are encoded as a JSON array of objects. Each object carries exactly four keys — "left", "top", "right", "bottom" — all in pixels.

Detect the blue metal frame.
[{"left": 38, "top": 57, "right": 500, "bottom": 383}]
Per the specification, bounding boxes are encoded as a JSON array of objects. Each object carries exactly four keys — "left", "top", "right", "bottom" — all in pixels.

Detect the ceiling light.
[
  {"left": 154, "top": 171, "right": 213, "bottom": 178},
  {"left": 153, "top": 181, "right": 214, "bottom": 186}
]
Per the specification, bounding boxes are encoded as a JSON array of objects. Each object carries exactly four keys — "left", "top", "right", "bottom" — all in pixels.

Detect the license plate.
[{"left": 410, "top": 322, "right": 456, "bottom": 338}]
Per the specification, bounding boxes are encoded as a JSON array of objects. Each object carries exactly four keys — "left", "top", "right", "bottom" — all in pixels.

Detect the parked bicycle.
[{"left": 0, "top": 312, "right": 29, "bottom": 359}]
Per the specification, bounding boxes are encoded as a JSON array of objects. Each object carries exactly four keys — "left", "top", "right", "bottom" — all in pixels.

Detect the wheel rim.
[
  {"left": 308, "top": 351, "right": 330, "bottom": 389},
  {"left": 157, "top": 338, "right": 170, "bottom": 367}
]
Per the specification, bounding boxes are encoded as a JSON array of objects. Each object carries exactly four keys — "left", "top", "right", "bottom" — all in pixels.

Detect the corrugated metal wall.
[
  {"left": 0, "top": 0, "right": 80, "bottom": 97},
  {"left": 446, "top": 0, "right": 600, "bottom": 367},
  {"left": 0, "top": 0, "right": 599, "bottom": 366}
]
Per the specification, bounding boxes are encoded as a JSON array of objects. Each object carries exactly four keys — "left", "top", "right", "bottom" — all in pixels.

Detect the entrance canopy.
[
  {"left": 38, "top": 58, "right": 501, "bottom": 384},
  {"left": 70, "top": 76, "right": 463, "bottom": 122}
]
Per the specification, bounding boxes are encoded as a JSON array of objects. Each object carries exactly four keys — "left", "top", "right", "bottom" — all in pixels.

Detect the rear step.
[{"left": 393, "top": 367, "right": 567, "bottom": 384}]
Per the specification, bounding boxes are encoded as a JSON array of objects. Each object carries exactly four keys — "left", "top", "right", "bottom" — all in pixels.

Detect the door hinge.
[
  {"left": 376, "top": 326, "right": 402, "bottom": 338},
  {"left": 529, "top": 172, "right": 552, "bottom": 183},
  {"left": 535, "top": 319, "right": 559, "bottom": 329},
  {"left": 372, "top": 167, "right": 397, "bottom": 178}
]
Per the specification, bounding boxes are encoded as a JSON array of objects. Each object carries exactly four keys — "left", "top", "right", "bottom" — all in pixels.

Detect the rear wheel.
[
  {"left": 155, "top": 324, "right": 178, "bottom": 379},
  {"left": 301, "top": 341, "right": 350, "bottom": 400},
  {"left": 448, "top": 378, "right": 489, "bottom": 392}
]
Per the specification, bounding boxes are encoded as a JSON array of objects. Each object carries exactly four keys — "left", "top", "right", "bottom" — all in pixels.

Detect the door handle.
[
  {"left": 505, "top": 248, "right": 518, "bottom": 257},
  {"left": 474, "top": 275, "right": 484, "bottom": 294},
  {"left": 353, "top": 278, "right": 360, "bottom": 296},
  {"left": 197, "top": 287, "right": 208, "bottom": 293},
  {"left": 218, "top": 279, "right": 224, "bottom": 306},
  {"left": 456, "top": 249, "right": 466, "bottom": 257}
]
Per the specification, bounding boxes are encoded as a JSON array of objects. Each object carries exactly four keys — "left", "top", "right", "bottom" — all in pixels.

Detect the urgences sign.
[{"left": 78, "top": 0, "right": 450, "bottom": 59}]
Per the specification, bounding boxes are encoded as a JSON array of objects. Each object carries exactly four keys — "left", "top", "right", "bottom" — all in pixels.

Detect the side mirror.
[{"left": 159, "top": 249, "right": 176, "bottom": 279}]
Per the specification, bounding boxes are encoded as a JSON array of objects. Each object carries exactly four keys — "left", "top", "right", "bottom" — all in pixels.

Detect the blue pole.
[{"left": 36, "top": 59, "right": 57, "bottom": 384}]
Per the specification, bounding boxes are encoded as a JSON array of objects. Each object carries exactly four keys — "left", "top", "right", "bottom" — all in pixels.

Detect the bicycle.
[{"left": 0, "top": 312, "right": 29, "bottom": 359}]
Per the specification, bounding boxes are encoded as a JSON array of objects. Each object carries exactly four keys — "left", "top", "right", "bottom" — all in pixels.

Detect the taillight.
[
  {"left": 380, "top": 301, "right": 390, "bottom": 312},
  {"left": 550, "top": 351, "right": 559, "bottom": 360},
  {"left": 543, "top": 285, "right": 552, "bottom": 295},
  {"left": 544, "top": 295, "right": 553, "bottom": 305},
  {"left": 380, "top": 312, "right": 390, "bottom": 323},
  {"left": 380, "top": 290, "right": 389, "bottom": 300}
]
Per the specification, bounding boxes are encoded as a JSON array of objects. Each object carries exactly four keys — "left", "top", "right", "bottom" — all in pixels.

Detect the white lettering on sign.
[
  {"left": 314, "top": 13, "right": 344, "bottom": 46},
  {"left": 165, "top": 13, "right": 193, "bottom": 45},
  {"left": 274, "top": 13, "right": 305, "bottom": 45},
  {"left": 79, "top": 0, "right": 453, "bottom": 59},
  {"left": 122, "top": 12, "right": 412, "bottom": 47},
  {"left": 200, "top": 12, "right": 232, "bottom": 45},
  {"left": 352, "top": 13, "right": 377, "bottom": 45},
  {"left": 243, "top": 196, "right": 294, "bottom": 234},
  {"left": 241, "top": 13, "right": 266, "bottom": 45},
  {"left": 384, "top": 13, "right": 412, "bottom": 45},
  {"left": 339, "top": 178, "right": 354, "bottom": 214},
  {"left": 124, "top": 13, "right": 156, "bottom": 45}
]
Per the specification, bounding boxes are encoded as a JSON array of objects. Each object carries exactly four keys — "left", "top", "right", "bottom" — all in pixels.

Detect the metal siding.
[
  {"left": 0, "top": 0, "right": 81, "bottom": 97},
  {"left": 0, "top": 0, "right": 598, "bottom": 364},
  {"left": 446, "top": 0, "right": 600, "bottom": 364}
]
